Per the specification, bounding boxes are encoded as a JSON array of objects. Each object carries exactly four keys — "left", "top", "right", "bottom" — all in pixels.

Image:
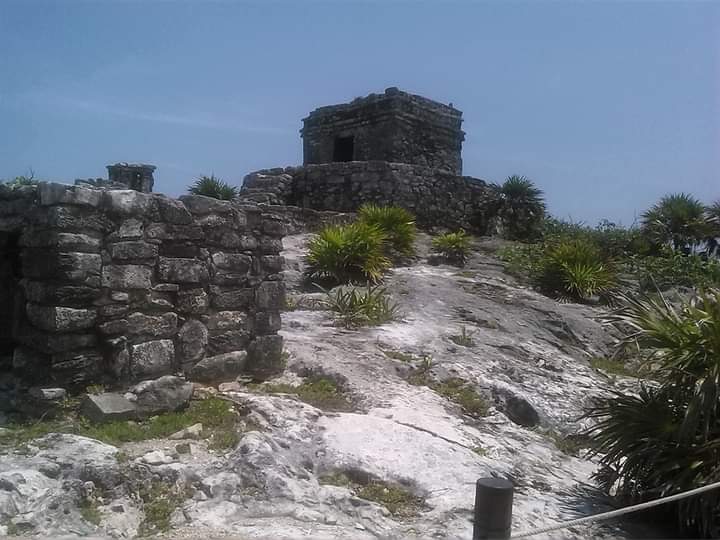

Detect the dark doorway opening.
[
  {"left": 333, "top": 136, "right": 355, "bottom": 162},
  {"left": 0, "top": 232, "right": 22, "bottom": 372}
]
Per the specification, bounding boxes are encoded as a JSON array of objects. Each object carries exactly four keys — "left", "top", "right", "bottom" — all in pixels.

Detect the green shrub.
[
  {"left": 322, "top": 285, "right": 399, "bottom": 327},
  {"left": 431, "top": 230, "right": 472, "bottom": 266},
  {"left": 495, "top": 175, "right": 546, "bottom": 241},
  {"left": 629, "top": 250, "right": 720, "bottom": 291},
  {"left": 641, "top": 193, "right": 709, "bottom": 253},
  {"left": 585, "top": 289, "right": 720, "bottom": 537},
  {"left": 535, "top": 239, "right": 617, "bottom": 302},
  {"left": 305, "top": 223, "right": 390, "bottom": 284},
  {"left": 357, "top": 204, "right": 416, "bottom": 256},
  {"left": 187, "top": 174, "right": 238, "bottom": 200}
]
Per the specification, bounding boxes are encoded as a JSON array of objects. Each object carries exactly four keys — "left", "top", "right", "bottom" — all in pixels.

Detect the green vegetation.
[
  {"left": 138, "top": 482, "right": 191, "bottom": 536},
  {"left": 187, "top": 174, "right": 238, "bottom": 200},
  {"left": 589, "top": 357, "right": 643, "bottom": 379},
  {"left": 319, "top": 472, "right": 424, "bottom": 517},
  {"left": 641, "top": 193, "right": 710, "bottom": 253},
  {"left": 2, "top": 170, "right": 38, "bottom": 189},
  {"left": 629, "top": 250, "right": 720, "bottom": 291},
  {"left": 305, "top": 222, "right": 390, "bottom": 284},
  {"left": 0, "top": 397, "right": 239, "bottom": 448},
  {"left": 321, "top": 285, "right": 399, "bottom": 327},
  {"left": 356, "top": 482, "right": 425, "bottom": 517},
  {"left": 494, "top": 175, "right": 546, "bottom": 240},
  {"left": 535, "top": 239, "right": 618, "bottom": 302},
  {"left": 379, "top": 348, "right": 418, "bottom": 363},
  {"left": 431, "top": 378, "right": 489, "bottom": 419},
  {"left": 259, "top": 377, "right": 354, "bottom": 412},
  {"left": 79, "top": 499, "right": 102, "bottom": 526},
  {"left": 449, "top": 326, "right": 474, "bottom": 347},
  {"left": 357, "top": 203, "right": 417, "bottom": 256},
  {"left": 431, "top": 230, "right": 472, "bottom": 266},
  {"left": 585, "top": 289, "right": 720, "bottom": 537}
]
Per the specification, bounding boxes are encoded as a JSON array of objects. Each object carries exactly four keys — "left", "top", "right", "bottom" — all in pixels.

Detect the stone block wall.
[
  {"left": 0, "top": 182, "right": 285, "bottom": 391},
  {"left": 242, "top": 162, "right": 500, "bottom": 233},
  {"left": 301, "top": 88, "right": 465, "bottom": 175}
]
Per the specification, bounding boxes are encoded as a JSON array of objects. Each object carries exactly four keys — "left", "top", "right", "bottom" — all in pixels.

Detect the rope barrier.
[{"left": 511, "top": 480, "right": 720, "bottom": 538}]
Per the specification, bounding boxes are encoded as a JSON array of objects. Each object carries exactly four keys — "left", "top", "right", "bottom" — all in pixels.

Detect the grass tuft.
[{"left": 259, "top": 377, "right": 354, "bottom": 412}]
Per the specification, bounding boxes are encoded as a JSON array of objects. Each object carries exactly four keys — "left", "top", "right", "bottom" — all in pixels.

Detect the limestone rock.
[
  {"left": 81, "top": 392, "right": 138, "bottom": 423},
  {"left": 178, "top": 320, "right": 209, "bottom": 366},
  {"left": 129, "top": 375, "right": 193, "bottom": 416},
  {"left": 130, "top": 340, "right": 175, "bottom": 378},
  {"left": 168, "top": 423, "right": 204, "bottom": 440},
  {"left": 102, "top": 264, "right": 153, "bottom": 290},
  {"left": 189, "top": 351, "right": 247, "bottom": 383},
  {"left": 245, "top": 335, "right": 284, "bottom": 380}
]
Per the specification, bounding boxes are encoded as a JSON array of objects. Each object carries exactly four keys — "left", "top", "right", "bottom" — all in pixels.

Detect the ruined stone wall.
[
  {"left": 242, "top": 162, "right": 500, "bottom": 233},
  {"left": 301, "top": 88, "right": 465, "bottom": 175},
  {"left": 0, "top": 182, "right": 285, "bottom": 391}
]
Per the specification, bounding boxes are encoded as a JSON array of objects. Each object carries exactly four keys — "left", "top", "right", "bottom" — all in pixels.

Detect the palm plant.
[
  {"left": 535, "top": 239, "right": 617, "bottom": 302},
  {"left": 305, "top": 222, "right": 390, "bottom": 284},
  {"left": 357, "top": 204, "right": 417, "bottom": 257},
  {"left": 705, "top": 201, "right": 720, "bottom": 257},
  {"left": 641, "top": 193, "right": 708, "bottom": 253},
  {"left": 431, "top": 230, "right": 472, "bottom": 266},
  {"left": 495, "top": 175, "right": 546, "bottom": 241},
  {"left": 585, "top": 289, "right": 720, "bottom": 537},
  {"left": 188, "top": 174, "right": 238, "bottom": 200}
]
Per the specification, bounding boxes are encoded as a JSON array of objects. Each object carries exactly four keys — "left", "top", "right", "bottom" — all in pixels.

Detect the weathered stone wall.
[
  {"left": 242, "top": 162, "right": 500, "bottom": 233},
  {"left": 0, "top": 182, "right": 285, "bottom": 391},
  {"left": 301, "top": 88, "right": 465, "bottom": 175}
]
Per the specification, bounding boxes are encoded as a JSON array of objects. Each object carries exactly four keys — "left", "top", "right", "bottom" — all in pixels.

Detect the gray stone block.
[
  {"left": 126, "top": 312, "right": 177, "bottom": 337},
  {"left": 189, "top": 351, "right": 247, "bottom": 383},
  {"left": 130, "top": 340, "right": 175, "bottom": 378},
  {"left": 245, "top": 335, "right": 284, "bottom": 380},
  {"left": 158, "top": 257, "right": 209, "bottom": 283},
  {"left": 178, "top": 319, "right": 208, "bottom": 366},
  {"left": 39, "top": 183, "right": 103, "bottom": 207},
  {"left": 110, "top": 241, "right": 158, "bottom": 260},
  {"left": 102, "top": 265, "right": 153, "bottom": 290},
  {"left": 129, "top": 375, "right": 193, "bottom": 416},
  {"left": 80, "top": 393, "right": 138, "bottom": 423},
  {"left": 25, "top": 304, "right": 97, "bottom": 332},
  {"left": 104, "top": 190, "right": 156, "bottom": 216},
  {"left": 255, "top": 281, "right": 286, "bottom": 310}
]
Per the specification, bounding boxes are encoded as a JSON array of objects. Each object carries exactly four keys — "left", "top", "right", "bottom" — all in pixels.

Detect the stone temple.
[{"left": 301, "top": 87, "right": 465, "bottom": 175}]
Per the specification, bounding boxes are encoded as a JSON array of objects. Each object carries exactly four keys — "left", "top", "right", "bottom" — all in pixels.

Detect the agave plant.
[
  {"left": 641, "top": 193, "right": 709, "bottom": 253},
  {"left": 357, "top": 204, "right": 417, "bottom": 256},
  {"left": 495, "top": 175, "right": 546, "bottom": 241},
  {"left": 585, "top": 289, "right": 720, "bottom": 537},
  {"left": 305, "top": 222, "right": 390, "bottom": 284},
  {"left": 188, "top": 174, "right": 238, "bottom": 201},
  {"left": 320, "top": 284, "right": 399, "bottom": 327}
]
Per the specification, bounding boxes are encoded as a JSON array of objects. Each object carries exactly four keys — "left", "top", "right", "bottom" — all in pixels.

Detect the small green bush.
[
  {"left": 431, "top": 230, "right": 472, "bottom": 266},
  {"left": 305, "top": 223, "right": 390, "bottom": 284},
  {"left": 586, "top": 289, "right": 720, "bottom": 537},
  {"left": 322, "top": 285, "right": 399, "bottom": 327},
  {"left": 535, "top": 239, "right": 617, "bottom": 302},
  {"left": 187, "top": 174, "right": 238, "bottom": 200},
  {"left": 629, "top": 250, "right": 720, "bottom": 291},
  {"left": 260, "top": 377, "right": 354, "bottom": 411},
  {"left": 357, "top": 204, "right": 417, "bottom": 256}
]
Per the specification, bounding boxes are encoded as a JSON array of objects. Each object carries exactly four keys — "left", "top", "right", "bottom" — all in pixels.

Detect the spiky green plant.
[
  {"left": 495, "top": 175, "right": 546, "bottom": 241},
  {"left": 585, "top": 289, "right": 720, "bottom": 537},
  {"left": 641, "top": 193, "right": 709, "bottom": 253},
  {"left": 305, "top": 223, "right": 390, "bottom": 284},
  {"left": 535, "top": 239, "right": 617, "bottom": 302},
  {"left": 431, "top": 230, "right": 472, "bottom": 266},
  {"left": 705, "top": 201, "right": 720, "bottom": 257},
  {"left": 321, "top": 284, "right": 399, "bottom": 327},
  {"left": 357, "top": 204, "right": 417, "bottom": 256},
  {"left": 188, "top": 174, "right": 238, "bottom": 200}
]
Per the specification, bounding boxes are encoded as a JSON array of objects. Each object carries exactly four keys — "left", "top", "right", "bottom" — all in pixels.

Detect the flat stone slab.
[{"left": 80, "top": 393, "right": 138, "bottom": 423}]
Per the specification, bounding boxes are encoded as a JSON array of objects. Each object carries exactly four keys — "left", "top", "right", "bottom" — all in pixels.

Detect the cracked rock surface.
[{"left": 0, "top": 234, "right": 667, "bottom": 539}]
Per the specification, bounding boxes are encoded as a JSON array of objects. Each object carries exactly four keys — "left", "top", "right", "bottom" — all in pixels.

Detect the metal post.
[{"left": 473, "top": 477, "right": 514, "bottom": 540}]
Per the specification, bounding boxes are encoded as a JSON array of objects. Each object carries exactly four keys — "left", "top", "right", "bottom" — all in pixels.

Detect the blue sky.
[{"left": 1, "top": 0, "right": 718, "bottom": 225}]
